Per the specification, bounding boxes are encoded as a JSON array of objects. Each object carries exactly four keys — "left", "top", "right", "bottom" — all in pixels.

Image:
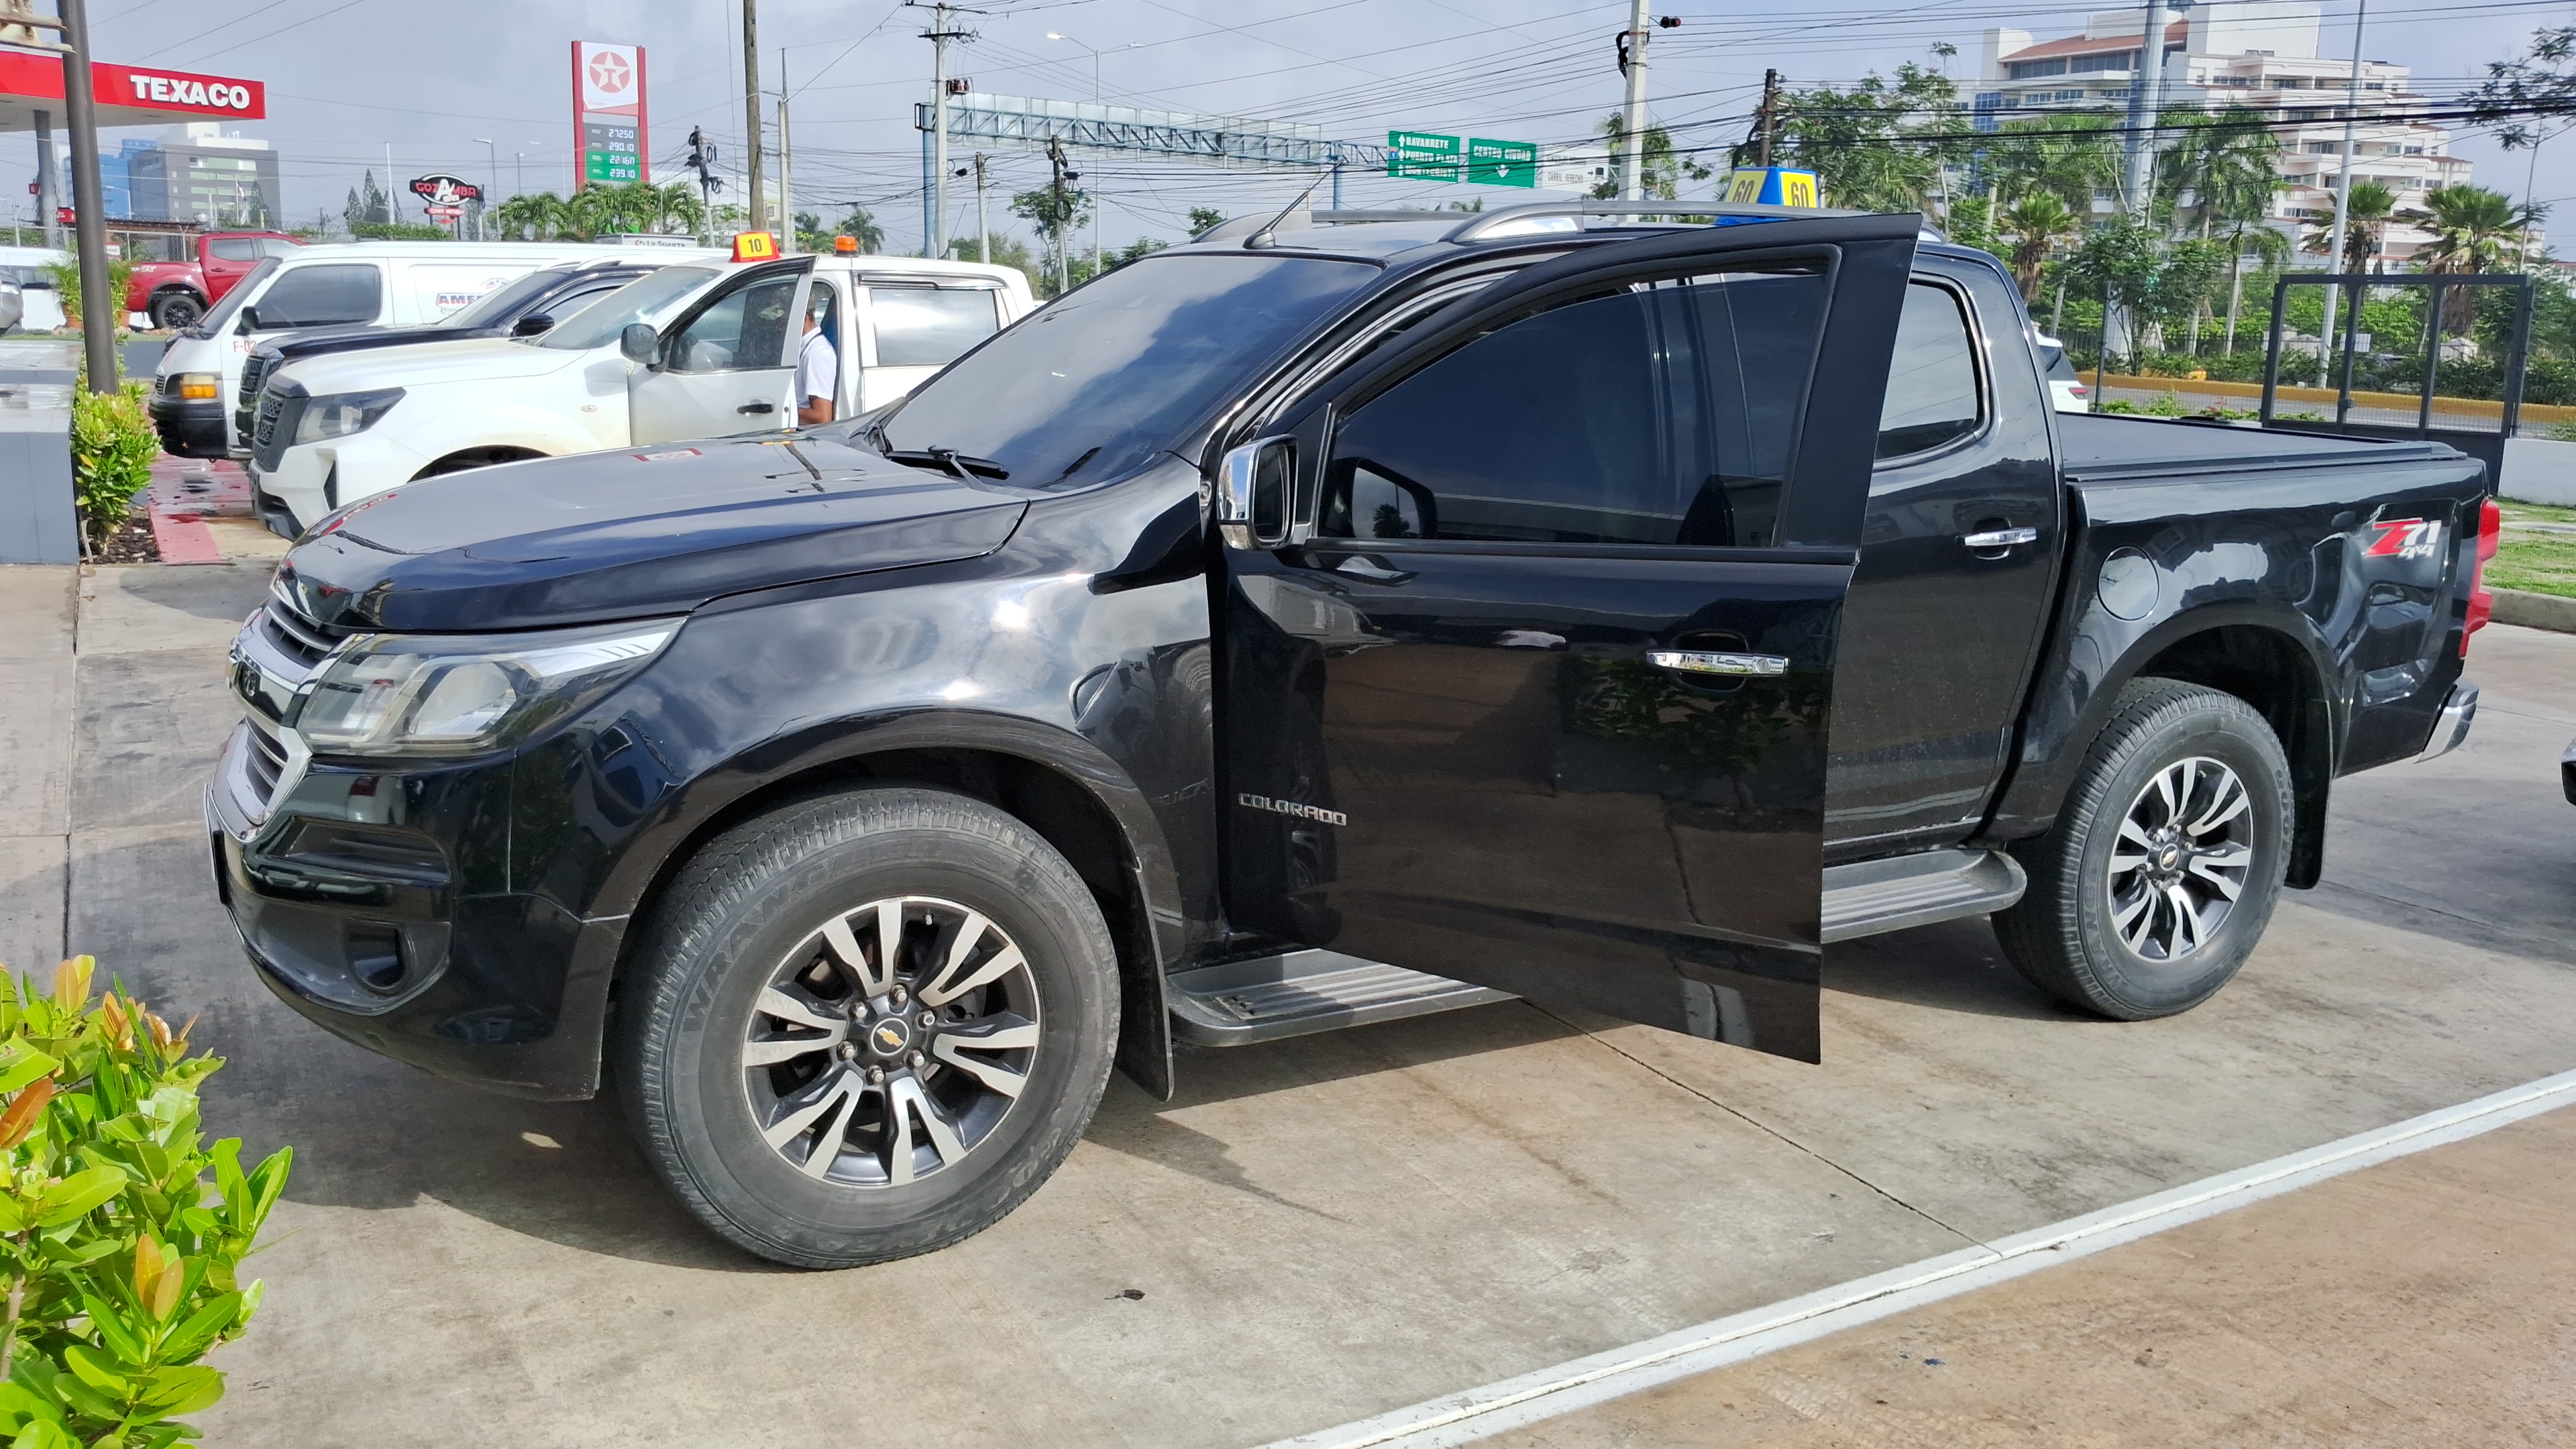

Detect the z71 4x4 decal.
[{"left": 2363, "top": 517, "right": 2443, "bottom": 561}]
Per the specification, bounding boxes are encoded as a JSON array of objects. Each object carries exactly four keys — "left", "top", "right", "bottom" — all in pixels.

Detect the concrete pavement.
[
  {"left": 1484, "top": 1101, "right": 2576, "bottom": 1448},
  {"left": 8, "top": 563, "right": 2572, "bottom": 1447}
]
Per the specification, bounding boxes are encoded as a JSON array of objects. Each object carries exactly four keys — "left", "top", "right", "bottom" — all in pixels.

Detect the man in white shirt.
[{"left": 796, "top": 290, "right": 838, "bottom": 425}]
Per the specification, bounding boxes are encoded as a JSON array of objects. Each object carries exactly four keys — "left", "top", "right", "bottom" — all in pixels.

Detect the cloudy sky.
[{"left": 21, "top": 0, "right": 2576, "bottom": 252}]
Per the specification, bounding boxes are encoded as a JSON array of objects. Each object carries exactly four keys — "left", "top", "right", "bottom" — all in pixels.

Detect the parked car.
[
  {"left": 125, "top": 229, "right": 303, "bottom": 332},
  {"left": 229, "top": 253, "right": 720, "bottom": 464},
  {"left": 0, "top": 246, "right": 69, "bottom": 332},
  {"left": 2036, "top": 332, "right": 2090, "bottom": 411},
  {"left": 207, "top": 207, "right": 2497, "bottom": 1269},
  {"left": 0, "top": 272, "right": 18, "bottom": 335},
  {"left": 150, "top": 241, "right": 669, "bottom": 458},
  {"left": 244, "top": 253, "right": 1034, "bottom": 533}
]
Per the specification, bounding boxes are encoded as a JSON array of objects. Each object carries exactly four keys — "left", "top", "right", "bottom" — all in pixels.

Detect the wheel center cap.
[
  {"left": 2155, "top": 844, "right": 2182, "bottom": 872},
  {"left": 865, "top": 1016, "right": 914, "bottom": 1058}
]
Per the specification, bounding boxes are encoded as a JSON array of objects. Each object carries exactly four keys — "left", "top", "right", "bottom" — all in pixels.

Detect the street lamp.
[
  {"left": 1044, "top": 33, "right": 1138, "bottom": 277},
  {"left": 472, "top": 138, "right": 496, "bottom": 238}
]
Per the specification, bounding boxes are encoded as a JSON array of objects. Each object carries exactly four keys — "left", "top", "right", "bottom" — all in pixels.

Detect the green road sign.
[
  {"left": 1387, "top": 129, "right": 1462, "bottom": 182},
  {"left": 1466, "top": 137, "right": 1538, "bottom": 189}
]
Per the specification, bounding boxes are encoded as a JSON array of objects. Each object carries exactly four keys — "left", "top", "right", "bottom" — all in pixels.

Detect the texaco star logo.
[{"left": 588, "top": 51, "right": 631, "bottom": 95}]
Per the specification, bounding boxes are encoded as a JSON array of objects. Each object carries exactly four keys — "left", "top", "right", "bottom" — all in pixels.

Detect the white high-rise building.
[{"left": 1969, "top": 3, "right": 2476, "bottom": 262}]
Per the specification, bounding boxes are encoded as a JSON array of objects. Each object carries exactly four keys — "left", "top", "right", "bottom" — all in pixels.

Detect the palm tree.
[
  {"left": 2411, "top": 184, "right": 2537, "bottom": 333},
  {"left": 2000, "top": 194, "right": 2079, "bottom": 303},
  {"left": 2302, "top": 180, "right": 2398, "bottom": 270},
  {"left": 1985, "top": 109, "right": 2121, "bottom": 216},
  {"left": 2220, "top": 222, "right": 2290, "bottom": 356},
  {"left": 2157, "top": 106, "right": 2280, "bottom": 237},
  {"left": 491, "top": 191, "right": 576, "bottom": 241}
]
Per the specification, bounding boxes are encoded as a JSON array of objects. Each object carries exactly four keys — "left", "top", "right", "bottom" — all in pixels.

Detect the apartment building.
[{"left": 1970, "top": 2, "right": 2474, "bottom": 262}]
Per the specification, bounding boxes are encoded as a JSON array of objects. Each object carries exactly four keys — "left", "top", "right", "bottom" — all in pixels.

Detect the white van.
[
  {"left": 150, "top": 241, "right": 700, "bottom": 456},
  {"left": 0, "top": 246, "right": 70, "bottom": 333},
  {"left": 248, "top": 252, "right": 1035, "bottom": 531}
]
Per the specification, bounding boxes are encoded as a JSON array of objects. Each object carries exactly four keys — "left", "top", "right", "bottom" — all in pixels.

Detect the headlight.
[
  {"left": 294, "top": 388, "right": 406, "bottom": 444},
  {"left": 176, "top": 372, "right": 219, "bottom": 400},
  {"left": 294, "top": 618, "right": 679, "bottom": 757}
]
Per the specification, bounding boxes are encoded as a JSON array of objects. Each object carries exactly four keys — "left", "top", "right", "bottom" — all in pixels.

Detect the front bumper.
[
  {"left": 148, "top": 391, "right": 227, "bottom": 457},
  {"left": 252, "top": 431, "right": 424, "bottom": 534},
  {"left": 2414, "top": 679, "right": 2479, "bottom": 763},
  {"left": 207, "top": 708, "right": 621, "bottom": 1102}
]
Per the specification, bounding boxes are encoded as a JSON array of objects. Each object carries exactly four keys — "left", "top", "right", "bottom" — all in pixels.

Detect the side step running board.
[
  {"left": 1167, "top": 951, "right": 1513, "bottom": 1046},
  {"left": 1821, "top": 847, "right": 2026, "bottom": 944}
]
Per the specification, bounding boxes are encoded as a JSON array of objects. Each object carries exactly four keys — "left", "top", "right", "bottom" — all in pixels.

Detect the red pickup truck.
[{"left": 126, "top": 230, "right": 301, "bottom": 331}]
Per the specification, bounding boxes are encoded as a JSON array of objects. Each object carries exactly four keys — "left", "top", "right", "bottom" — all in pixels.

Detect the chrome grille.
[
  {"left": 243, "top": 723, "right": 286, "bottom": 799},
  {"left": 258, "top": 599, "right": 342, "bottom": 669}
]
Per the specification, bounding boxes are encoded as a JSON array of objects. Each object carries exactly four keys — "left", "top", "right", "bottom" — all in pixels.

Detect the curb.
[
  {"left": 2493, "top": 588, "right": 2576, "bottom": 634},
  {"left": 146, "top": 504, "right": 225, "bottom": 565}
]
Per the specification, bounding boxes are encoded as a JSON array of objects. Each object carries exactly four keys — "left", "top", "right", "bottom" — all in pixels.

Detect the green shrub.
[
  {"left": 0, "top": 957, "right": 292, "bottom": 1448},
  {"left": 39, "top": 260, "right": 137, "bottom": 335},
  {"left": 2143, "top": 390, "right": 2191, "bottom": 418},
  {"left": 68, "top": 385, "right": 158, "bottom": 549},
  {"left": 2096, "top": 398, "right": 2140, "bottom": 414}
]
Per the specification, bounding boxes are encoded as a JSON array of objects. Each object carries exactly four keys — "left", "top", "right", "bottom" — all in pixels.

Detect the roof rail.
[{"left": 1441, "top": 198, "right": 1878, "bottom": 244}]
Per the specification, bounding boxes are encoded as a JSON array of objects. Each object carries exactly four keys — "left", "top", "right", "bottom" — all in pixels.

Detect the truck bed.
[{"left": 2057, "top": 412, "right": 2470, "bottom": 484}]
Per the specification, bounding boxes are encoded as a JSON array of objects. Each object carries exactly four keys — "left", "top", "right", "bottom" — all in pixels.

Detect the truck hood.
[
  {"left": 274, "top": 431, "right": 1028, "bottom": 633},
  {"left": 280, "top": 336, "right": 578, "bottom": 395}
]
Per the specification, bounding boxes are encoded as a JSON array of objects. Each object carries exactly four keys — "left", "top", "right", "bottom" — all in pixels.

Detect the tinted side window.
[
  {"left": 870, "top": 285, "right": 1000, "bottom": 367},
  {"left": 670, "top": 275, "right": 799, "bottom": 372},
  {"left": 209, "top": 238, "right": 260, "bottom": 262},
  {"left": 1877, "top": 283, "right": 1982, "bottom": 458},
  {"left": 1320, "top": 268, "right": 1825, "bottom": 547},
  {"left": 252, "top": 264, "right": 382, "bottom": 327},
  {"left": 260, "top": 238, "right": 303, "bottom": 258}
]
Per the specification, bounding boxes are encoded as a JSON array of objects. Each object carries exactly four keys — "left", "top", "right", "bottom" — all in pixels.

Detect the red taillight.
[
  {"left": 2463, "top": 496, "right": 2500, "bottom": 657},
  {"left": 2070, "top": 385, "right": 2088, "bottom": 397}
]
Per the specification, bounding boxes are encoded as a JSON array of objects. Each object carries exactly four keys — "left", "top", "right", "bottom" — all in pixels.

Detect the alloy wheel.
[
  {"left": 2106, "top": 755, "right": 2255, "bottom": 963},
  {"left": 740, "top": 896, "right": 1040, "bottom": 1187}
]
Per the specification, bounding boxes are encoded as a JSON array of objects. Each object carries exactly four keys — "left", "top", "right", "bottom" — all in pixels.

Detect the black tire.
[
  {"left": 1993, "top": 679, "right": 2292, "bottom": 1020},
  {"left": 619, "top": 788, "right": 1119, "bottom": 1268},
  {"left": 148, "top": 291, "right": 204, "bottom": 332}
]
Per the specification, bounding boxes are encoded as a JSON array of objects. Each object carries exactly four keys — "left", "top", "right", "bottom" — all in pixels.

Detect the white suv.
[{"left": 248, "top": 254, "right": 1034, "bottom": 532}]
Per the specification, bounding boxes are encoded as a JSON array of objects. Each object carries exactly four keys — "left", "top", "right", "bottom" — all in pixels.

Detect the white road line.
[{"left": 1259, "top": 1067, "right": 2576, "bottom": 1449}]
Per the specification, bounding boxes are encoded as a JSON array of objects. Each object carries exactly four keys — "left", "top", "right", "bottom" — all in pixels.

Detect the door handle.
[
  {"left": 738, "top": 401, "right": 777, "bottom": 415},
  {"left": 1963, "top": 526, "right": 2038, "bottom": 549},
  {"left": 1647, "top": 649, "right": 1788, "bottom": 677}
]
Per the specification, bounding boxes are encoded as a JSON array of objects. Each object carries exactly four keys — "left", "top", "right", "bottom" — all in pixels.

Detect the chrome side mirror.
[
  {"left": 1215, "top": 436, "right": 1293, "bottom": 551},
  {"left": 619, "top": 323, "right": 660, "bottom": 366}
]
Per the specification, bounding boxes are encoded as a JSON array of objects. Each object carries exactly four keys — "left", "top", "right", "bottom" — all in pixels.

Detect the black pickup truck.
[{"left": 207, "top": 207, "right": 2498, "bottom": 1269}]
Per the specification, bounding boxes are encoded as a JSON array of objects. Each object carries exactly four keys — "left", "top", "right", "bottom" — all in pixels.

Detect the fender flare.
[
  {"left": 590, "top": 706, "right": 1188, "bottom": 972},
  {"left": 1989, "top": 598, "right": 2341, "bottom": 881},
  {"left": 388, "top": 408, "right": 601, "bottom": 474}
]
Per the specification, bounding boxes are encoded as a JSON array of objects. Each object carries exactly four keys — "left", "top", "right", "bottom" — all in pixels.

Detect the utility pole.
[
  {"left": 1046, "top": 137, "right": 1071, "bottom": 296},
  {"left": 777, "top": 51, "right": 793, "bottom": 251},
  {"left": 2318, "top": 0, "right": 2369, "bottom": 386},
  {"left": 973, "top": 152, "right": 989, "bottom": 263},
  {"left": 2120, "top": 0, "right": 2169, "bottom": 217},
  {"left": 742, "top": 0, "right": 765, "bottom": 233},
  {"left": 923, "top": 2, "right": 973, "bottom": 259},
  {"left": 58, "top": 0, "right": 111, "bottom": 388},
  {"left": 1756, "top": 68, "right": 1780, "bottom": 167},
  {"left": 1617, "top": 0, "right": 1650, "bottom": 202},
  {"left": 34, "top": 111, "right": 58, "bottom": 249}
]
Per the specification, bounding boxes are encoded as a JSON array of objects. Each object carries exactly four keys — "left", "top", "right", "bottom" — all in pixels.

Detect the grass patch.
[
  {"left": 2498, "top": 497, "right": 2576, "bottom": 524},
  {"left": 2491, "top": 522, "right": 2576, "bottom": 598}
]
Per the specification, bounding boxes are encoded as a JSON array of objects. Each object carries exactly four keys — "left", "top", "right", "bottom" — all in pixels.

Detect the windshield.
[
  {"left": 877, "top": 252, "right": 1378, "bottom": 488},
  {"left": 186, "top": 256, "right": 279, "bottom": 339},
  {"left": 537, "top": 266, "right": 720, "bottom": 350},
  {"left": 445, "top": 267, "right": 575, "bottom": 329}
]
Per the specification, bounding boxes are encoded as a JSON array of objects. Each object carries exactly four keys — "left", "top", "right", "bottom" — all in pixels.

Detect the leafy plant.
[
  {"left": 0, "top": 957, "right": 291, "bottom": 1448},
  {"left": 41, "top": 258, "right": 137, "bottom": 333},
  {"left": 68, "top": 384, "right": 158, "bottom": 549}
]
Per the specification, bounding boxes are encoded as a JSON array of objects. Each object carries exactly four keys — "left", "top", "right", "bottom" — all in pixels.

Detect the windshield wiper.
[{"left": 884, "top": 447, "right": 1010, "bottom": 482}]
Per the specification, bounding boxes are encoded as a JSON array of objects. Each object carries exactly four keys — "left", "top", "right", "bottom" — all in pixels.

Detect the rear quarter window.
[{"left": 250, "top": 263, "right": 383, "bottom": 328}]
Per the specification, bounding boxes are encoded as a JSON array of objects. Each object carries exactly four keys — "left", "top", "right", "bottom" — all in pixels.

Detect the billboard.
[{"left": 571, "top": 40, "right": 647, "bottom": 189}]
